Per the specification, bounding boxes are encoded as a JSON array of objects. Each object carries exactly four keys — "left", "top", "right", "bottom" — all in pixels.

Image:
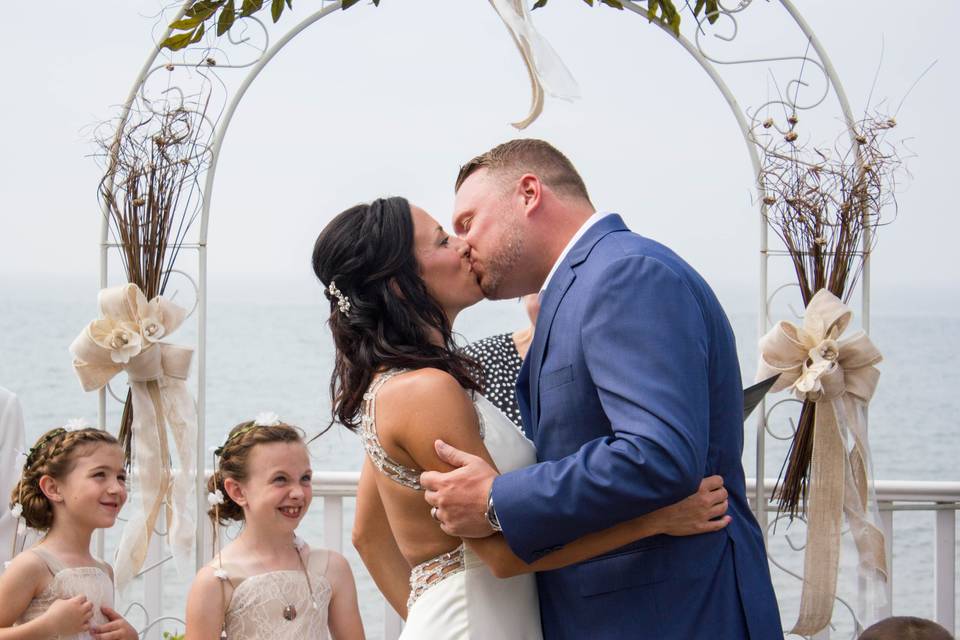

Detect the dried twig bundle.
[
  {"left": 94, "top": 93, "right": 213, "bottom": 465},
  {"left": 755, "top": 112, "right": 902, "bottom": 518}
]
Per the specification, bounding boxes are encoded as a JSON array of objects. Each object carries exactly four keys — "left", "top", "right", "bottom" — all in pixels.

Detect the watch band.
[{"left": 486, "top": 487, "right": 502, "bottom": 532}]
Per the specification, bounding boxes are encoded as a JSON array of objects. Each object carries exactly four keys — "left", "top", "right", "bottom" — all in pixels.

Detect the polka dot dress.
[{"left": 462, "top": 333, "right": 524, "bottom": 429}]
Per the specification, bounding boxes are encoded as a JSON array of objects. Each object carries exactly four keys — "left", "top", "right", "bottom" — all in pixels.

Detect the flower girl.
[
  {"left": 0, "top": 423, "right": 138, "bottom": 640},
  {"left": 185, "top": 414, "right": 364, "bottom": 640}
]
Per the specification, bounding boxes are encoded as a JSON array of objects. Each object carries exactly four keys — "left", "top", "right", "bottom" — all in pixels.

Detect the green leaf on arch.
[
  {"left": 270, "top": 0, "right": 285, "bottom": 22},
  {"left": 217, "top": 0, "right": 236, "bottom": 36}
]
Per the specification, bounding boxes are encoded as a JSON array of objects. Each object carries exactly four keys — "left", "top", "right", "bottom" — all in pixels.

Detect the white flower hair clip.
[
  {"left": 328, "top": 281, "right": 351, "bottom": 315},
  {"left": 10, "top": 503, "right": 23, "bottom": 519},
  {"left": 64, "top": 418, "right": 91, "bottom": 432},
  {"left": 207, "top": 490, "right": 225, "bottom": 507},
  {"left": 254, "top": 412, "right": 281, "bottom": 427}
]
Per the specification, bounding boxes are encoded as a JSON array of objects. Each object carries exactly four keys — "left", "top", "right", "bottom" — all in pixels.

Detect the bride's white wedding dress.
[{"left": 362, "top": 369, "right": 542, "bottom": 640}]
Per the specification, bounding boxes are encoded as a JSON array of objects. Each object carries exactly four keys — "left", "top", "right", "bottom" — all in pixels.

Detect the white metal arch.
[{"left": 98, "top": 1, "right": 874, "bottom": 637}]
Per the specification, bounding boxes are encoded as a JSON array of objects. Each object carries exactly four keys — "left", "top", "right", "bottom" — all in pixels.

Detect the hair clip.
[{"left": 328, "top": 281, "right": 351, "bottom": 315}]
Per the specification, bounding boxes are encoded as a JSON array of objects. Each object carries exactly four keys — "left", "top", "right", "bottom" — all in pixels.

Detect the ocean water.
[{"left": 0, "top": 276, "right": 957, "bottom": 637}]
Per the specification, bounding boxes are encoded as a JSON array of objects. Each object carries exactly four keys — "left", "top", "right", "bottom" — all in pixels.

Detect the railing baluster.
[
  {"left": 934, "top": 507, "right": 956, "bottom": 631},
  {"left": 879, "top": 503, "right": 894, "bottom": 619},
  {"left": 324, "top": 495, "right": 344, "bottom": 552},
  {"left": 143, "top": 514, "right": 163, "bottom": 640}
]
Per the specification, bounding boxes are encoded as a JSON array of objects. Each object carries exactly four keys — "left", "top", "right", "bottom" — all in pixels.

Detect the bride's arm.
[
  {"left": 464, "top": 476, "right": 730, "bottom": 579},
  {"left": 352, "top": 457, "right": 411, "bottom": 618},
  {"left": 384, "top": 369, "right": 731, "bottom": 581}
]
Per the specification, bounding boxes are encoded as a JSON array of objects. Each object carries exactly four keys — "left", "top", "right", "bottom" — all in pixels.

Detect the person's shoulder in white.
[{"left": 0, "top": 386, "right": 27, "bottom": 568}]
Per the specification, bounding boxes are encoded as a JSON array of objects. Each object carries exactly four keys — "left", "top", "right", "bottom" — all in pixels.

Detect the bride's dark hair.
[{"left": 312, "top": 196, "right": 481, "bottom": 431}]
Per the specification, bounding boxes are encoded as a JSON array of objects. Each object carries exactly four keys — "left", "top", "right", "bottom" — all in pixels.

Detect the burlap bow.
[
  {"left": 70, "top": 283, "right": 197, "bottom": 591},
  {"left": 488, "top": 0, "right": 580, "bottom": 129},
  {"left": 757, "top": 289, "right": 887, "bottom": 634}
]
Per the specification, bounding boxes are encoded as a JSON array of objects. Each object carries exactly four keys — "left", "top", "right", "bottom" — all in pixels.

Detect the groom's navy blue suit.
[{"left": 491, "top": 215, "right": 782, "bottom": 639}]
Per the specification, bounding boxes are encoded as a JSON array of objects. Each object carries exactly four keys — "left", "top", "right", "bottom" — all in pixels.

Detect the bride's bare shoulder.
[
  {"left": 376, "top": 368, "right": 478, "bottom": 438},
  {"left": 383, "top": 368, "right": 469, "bottom": 404}
]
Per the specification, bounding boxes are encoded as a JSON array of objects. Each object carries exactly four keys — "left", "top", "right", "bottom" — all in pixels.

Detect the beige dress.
[
  {"left": 17, "top": 547, "right": 114, "bottom": 640},
  {"left": 219, "top": 546, "right": 333, "bottom": 640}
]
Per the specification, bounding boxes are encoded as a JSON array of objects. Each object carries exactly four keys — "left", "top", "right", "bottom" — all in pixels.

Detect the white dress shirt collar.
[{"left": 540, "top": 211, "right": 609, "bottom": 294}]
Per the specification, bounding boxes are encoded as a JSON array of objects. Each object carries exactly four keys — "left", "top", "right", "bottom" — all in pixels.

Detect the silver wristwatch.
[{"left": 486, "top": 487, "right": 502, "bottom": 532}]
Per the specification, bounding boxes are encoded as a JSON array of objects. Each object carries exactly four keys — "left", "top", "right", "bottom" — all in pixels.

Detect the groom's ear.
[{"left": 517, "top": 174, "right": 542, "bottom": 216}]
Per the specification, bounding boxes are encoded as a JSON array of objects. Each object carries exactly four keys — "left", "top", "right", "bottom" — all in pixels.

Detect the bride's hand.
[{"left": 655, "top": 475, "right": 731, "bottom": 536}]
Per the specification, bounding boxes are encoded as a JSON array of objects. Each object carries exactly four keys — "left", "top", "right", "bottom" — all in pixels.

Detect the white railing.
[
  {"left": 134, "top": 474, "right": 958, "bottom": 639},
  {"left": 312, "top": 474, "right": 959, "bottom": 640}
]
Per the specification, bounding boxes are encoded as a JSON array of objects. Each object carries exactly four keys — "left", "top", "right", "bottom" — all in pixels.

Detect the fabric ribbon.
[
  {"left": 69, "top": 283, "right": 197, "bottom": 591},
  {"left": 757, "top": 289, "right": 887, "bottom": 634},
  {"left": 488, "top": 0, "right": 580, "bottom": 129}
]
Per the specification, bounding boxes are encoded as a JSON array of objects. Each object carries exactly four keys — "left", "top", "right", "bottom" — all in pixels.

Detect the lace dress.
[
  {"left": 17, "top": 547, "right": 114, "bottom": 640},
  {"left": 362, "top": 369, "right": 542, "bottom": 639},
  {"left": 219, "top": 546, "right": 333, "bottom": 640}
]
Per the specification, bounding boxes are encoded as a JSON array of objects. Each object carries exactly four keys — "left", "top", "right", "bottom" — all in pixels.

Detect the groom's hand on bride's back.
[
  {"left": 421, "top": 440, "right": 499, "bottom": 539},
  {"left": 655, "top": 475, "right": 732, "bottom": 537}
]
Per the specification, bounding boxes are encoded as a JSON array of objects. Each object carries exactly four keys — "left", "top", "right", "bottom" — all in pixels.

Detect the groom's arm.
[{"left": 493, "top": 255, "right": 712, "bottom": 563}]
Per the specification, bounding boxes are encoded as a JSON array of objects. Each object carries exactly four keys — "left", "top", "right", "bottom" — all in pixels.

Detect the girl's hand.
[
  {"left": 657, "top": 475, "right": 731, "bottom": 536},
  {"left": 44, "top": 595, "right": 94, "bottom": 635},
  {"left": 92, "top": 606, "right": 139, "bottom": 640}
]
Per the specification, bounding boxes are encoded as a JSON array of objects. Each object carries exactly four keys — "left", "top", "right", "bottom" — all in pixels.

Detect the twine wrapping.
[
  {"left": 757, "top": 289, "right": 887, "bottom": 634},
  {"left": 69, "top": 283, "right": 197, "bottom": 591}
]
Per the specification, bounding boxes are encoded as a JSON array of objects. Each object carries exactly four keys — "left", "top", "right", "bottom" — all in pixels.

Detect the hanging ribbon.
[
  {"left": 488, "top": 0, "right": 580, "bottom": 129},
  {"left": 757, "top": 289, "right": 887, "bottom": 635},
  {"left": 69, "top": 283, "right": 197, "bottom": 591}
]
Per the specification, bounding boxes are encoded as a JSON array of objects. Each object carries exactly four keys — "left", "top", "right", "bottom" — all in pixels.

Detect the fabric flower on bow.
[
  {"left": 89, "top": 317, "right": 143, "bottom": 364},
  {"left": 69, "top": 283, "right": 198, "bottom": 591},
  {"left": 758, "top": 289, "right": 881, "bottom": 405},
  {"left": 757, "top": 289, "right": 886, "bottom": 635}
]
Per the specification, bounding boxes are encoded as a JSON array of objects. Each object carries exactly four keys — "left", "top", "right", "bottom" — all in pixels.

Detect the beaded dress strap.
[{"left": 361, "top": 368, "right": 423, "bottom": 491}]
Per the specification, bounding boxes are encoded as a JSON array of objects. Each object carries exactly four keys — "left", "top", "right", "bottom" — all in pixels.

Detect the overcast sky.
[{"left": 1, "top": 1, "right": 957, "bottom": 314}]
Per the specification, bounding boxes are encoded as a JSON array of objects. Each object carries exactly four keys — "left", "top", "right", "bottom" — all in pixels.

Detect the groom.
[{"left": 421, "top": 139, "right": 783, "bottom": 639}]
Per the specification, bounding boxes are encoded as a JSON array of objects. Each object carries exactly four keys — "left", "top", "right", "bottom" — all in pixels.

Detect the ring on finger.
[{"left": 430, "top": 506, "right": 440, "bottom": 522}]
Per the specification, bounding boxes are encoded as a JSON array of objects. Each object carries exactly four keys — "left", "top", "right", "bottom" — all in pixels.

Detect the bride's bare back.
[{"left": 361, "top": 368, "right": 495, "bottom": 566}]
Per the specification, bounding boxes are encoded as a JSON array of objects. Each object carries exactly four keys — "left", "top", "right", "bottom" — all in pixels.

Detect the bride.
[{"left": 312, "top": 197, "right": 730, "bottom": 639}]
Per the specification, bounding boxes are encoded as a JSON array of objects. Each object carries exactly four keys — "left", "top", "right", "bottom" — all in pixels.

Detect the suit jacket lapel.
[
  {"left": 528, "top": 266, "right": 575, "bottom": 433},
  {"left": 526, "top": 214, "right": 629, "bottom": 437}
]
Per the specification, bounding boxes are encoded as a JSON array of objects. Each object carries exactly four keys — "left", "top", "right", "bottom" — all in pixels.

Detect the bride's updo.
[{"left": 312, "top": 197, "right": 480, "bottom": 431}]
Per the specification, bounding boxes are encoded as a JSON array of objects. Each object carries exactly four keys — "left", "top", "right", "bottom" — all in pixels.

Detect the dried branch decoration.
[
  {"left": 754, "top": 111, "right": 903, "bottom": 518},
  {"left": 93, "top": 90, "right": 214, "bottom": 465}
]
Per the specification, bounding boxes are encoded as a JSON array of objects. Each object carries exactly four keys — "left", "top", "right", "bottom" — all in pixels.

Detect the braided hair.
[
  {"left": 207, "top": 420, "right": 305, "bottom": 526},
  {"left": 10, "top": 427, "right": 120, "bottom": 531}
]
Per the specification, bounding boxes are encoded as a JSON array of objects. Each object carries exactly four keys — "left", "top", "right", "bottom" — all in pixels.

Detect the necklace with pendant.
[{"left": 282, "top": 538, "right": 316, "bottom": 621}]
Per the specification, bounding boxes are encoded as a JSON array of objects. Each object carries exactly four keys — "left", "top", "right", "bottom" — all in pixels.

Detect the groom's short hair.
[{"left": 455, "top": 139, "right": 591, "bottom": 204}]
